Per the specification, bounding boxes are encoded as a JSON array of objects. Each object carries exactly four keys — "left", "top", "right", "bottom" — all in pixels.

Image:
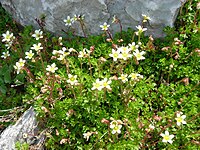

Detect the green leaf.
[
  {"left": 4, "top": 70, "right": 11, "bottom": 84},
  {"left": 0, "top": 84, "right": 7, "bottom": 94}
]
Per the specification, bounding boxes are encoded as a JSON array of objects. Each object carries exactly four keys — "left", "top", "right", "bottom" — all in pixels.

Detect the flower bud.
[
  {"left": 101, "top": 118, "right": 110, "bottom": 125},
  {"left": 181, "top": 77, "right": 189, "bottom": 86}
]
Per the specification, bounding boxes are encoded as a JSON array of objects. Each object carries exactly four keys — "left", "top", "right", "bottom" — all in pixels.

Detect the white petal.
[
  {"left": 162, "top": 139, "right": 167, "bottom": 143},
  {"left": 182, "top": 121, "right": 187, "bottom": 124},
  {"left": 165, "top": 131, "right": 169, "bottom": 135},
  {"left": 168, "top": 140, "right": 173, "bottom": 144},
  {"left": 170, "top": 135, "right": 174, "bottom": 139},
  {"left": 160, "top": 133, "right": 165, "bottom": 137},
  {"left": 182, "top": 115, "right": 186, "bottom": 119}
]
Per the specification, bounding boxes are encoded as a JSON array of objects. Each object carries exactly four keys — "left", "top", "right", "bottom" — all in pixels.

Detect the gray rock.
[
  {"left": 0, "top": 107, "right": 45, "bottom": 150},
  {"left": 1, "top": 0, "right": 186, "bottom": 38}
]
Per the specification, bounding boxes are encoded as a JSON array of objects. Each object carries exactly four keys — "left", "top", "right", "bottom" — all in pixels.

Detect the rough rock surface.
[
  {"left": 1, "top": 0, "right": 186, "bottom": 37},
  {"left": 0, "top": 107, "right": 45, "bottom": 150}
]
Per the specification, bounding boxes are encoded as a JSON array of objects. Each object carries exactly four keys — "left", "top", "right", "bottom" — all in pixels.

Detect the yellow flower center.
[
  {"left": 113, "top": 53, "right": 118, "bottom": 58},
  {"left": 136, "top": 53, "right": 142, "bottom": 59},
  {"left": 70, "top": 77, "right": 75, "bottom": 81},
  {"left": 163, "top": 135, "right": 170, "bottom": 141},
  {"left": 131, "top": 74, "right": 137, "bottom": 79},
  {"left": 176, "top": 117, "right": 183, "bottom": 123},
  {"left": 6, "top": 35, "right": 11, "bottom": 40}
]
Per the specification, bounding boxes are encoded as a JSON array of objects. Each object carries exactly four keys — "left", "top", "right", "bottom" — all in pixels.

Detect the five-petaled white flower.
[
  {"left": 64, "top": 16, "right": 74, "bottom": 26},
  {"left": 67, "top": 74, "right": 78, "bottom": 85},
  {"left": 109, "top": 49, "right": 120, "bottom": 61},
  {"left": 83, "top": 132, "right": 92, "bottom": 141},
  {"left": 1, "top": 51, "right": 10, "bottom": 59},
  {"left": 135, "top": 25, "right": 147, "bottom": 35},
  {"left": 160, "top": 131, "right": 174, "bottom": 144},
  {"left": 110, "top": 120, "right": 118, "bottom": 129},
  {"left": 101, "top": 78, "right": 112, "bottom": 90},
  {"left": 91, "top": 79, "right": 103, "bottom": 91},
  {"left": 46, "top": 63, "right": 58, "bottom": 73},
  {"left": 175, "top": 112, "right": 186, "bottom": 126},
  {"left": 133, "top": 49, "right": 146, "bottom": 60},
  {"left": 119, "top": 74, "right": 128, "bottom": 83},
  {"left": 78, "top": 48, "right": 90, "bottom": 58},
  {"left": 100, "top": 22, "right": 110, "bottom": 31},
  {"left": 14, "top": 58, "right": 26, "bottom": 74},
  {"left": 129, "top": 73, "right": 143, "bottom": 81},
  {"left": 57, "top": 47, "right": 70, "bottom": 61},
  {"left": 120, "top": 51, "right": 133, "bottom": 60},
  {"left": 5, "top": 41, "right": 13, "bottom": 49},
  {"left": 128, "top": 42, "right": 139, "bottom": 51},
  {"left": 110, "top": 119, "right": 123, "bottom": 134},
  {"left": 25, "top": 50, "right": 34, "bottom": 59},
  {"left": 31, "top": 43, "right": 43, "bottom": 53},
  {"left": 32, "top": 29, "right": 43, "bottom": 40},
  {"left": 142, "top": 14, "right": 151, "bottom": 23},
  {"left": 118, "top": 46, "right": 131, "bottom": 53},
  {"left": 2, "top": 31, "right": 14, "bottom": 43},
  {"left": 111, "top": 124, "right": 122, "bottom": 134}
]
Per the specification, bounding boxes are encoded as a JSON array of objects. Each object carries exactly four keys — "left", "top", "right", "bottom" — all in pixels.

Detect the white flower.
[
  {"left": 142, "top": 14, "right": 151, "bottom": 22},
  {"left": 32, "top": 29, "right": 43, "bottom": 40},
  {"left": 101, "top": 78, "right": 112, "bottom": 90},
  {"left": 129, "top": 73, "right": 143, "bottom": 81},
  {"left": 58, "top": 37, "right": 62, "bottom": 42},
  {"left": 112, "top": 15, "right": 118, "bottom": 23},
  {"left": 109, "top": 49, "right": 120, "bottom": 61},
  {"left": 58, "top": 37, "right": 63, "bottom": 45},
  {"left": 118, "top": 46, "right": 131, "bottom": 53},
  {"left": 5, "top": 41, "right": 13, "bottom": 49},
  {"left": 135, "top": 25, "right": 147, "bottom": 35},
  {"left": 133, "top": 49, "right": 146, "bottom": 60},
  {"left": 100, "top": 22, "right": 110, "bottom": 31},
  {"left": 119, "top": 51, "right": 132, "bottom": 60},
  {"left": 111, "top": 124, "right": 122, "bottom": 134},
  {"left": 67, "top": 74, "right": 78, "bottom": 85},
  {"left": 175, "top": 112, "right": 186, "bottom": 126},
  {"left": 57, "top": 47, "right": 70, "bottom": 61},
  {"left": 46, "top": 63, "right": 58, "bottom": 73},
  {"left": 149, "top": 124, "right": 155, "bottom": 130},
  {"left": 68, "top": 48, "right": 76, "bottom": 53},
  {"left": 160, "top": 131, "right": 174, "bottom": 144},
  {"left": 2, "top": 31, "right": 14, "bottom": 43},
  {"left": 110, "top": 120, "right": 118, "bottom": 129},
  {"left": 78, "top": 48, "right": 89, "bottom": 58},
  {"left": 119, "top": 74, "right": 128, "bottom": 83},
  {"left": 14, "top": 58, "right": 26, "bottom": 74},
  {"left": 1, "top": 51, "right": 10, "bottom": 59},
  {"left": 52, "top": 50, "right": 59, "bottom": 55},
  {"left": 25, "top": 50, "right": 34, "bottom": 59},
  {"left": 78, "top": 51, "right": 85, "bottom": 58},
  {"left": 128, "top": 42, "right": 139, "bottom": 51},
  {"left": 31, "top": 43, "right": 43, "bottom": 53},
  {"left": 64, "top": 16, "right": 74, "bottom": 26},
  {"left": 83, "top": 132, "right": 92, "bottom": 141},
  {"left": 74, "top": 14, "right": 85, "bottom": 21},
  {"left": 91, "top": 79, "right": 103, "bottom": 91}
]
